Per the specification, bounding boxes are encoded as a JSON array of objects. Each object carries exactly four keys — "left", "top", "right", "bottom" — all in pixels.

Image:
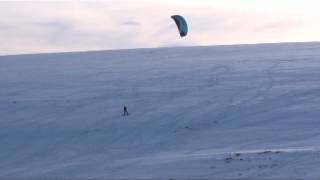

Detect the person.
[{"left": 123, "top": 105, "right": 129, "bottom": 116}]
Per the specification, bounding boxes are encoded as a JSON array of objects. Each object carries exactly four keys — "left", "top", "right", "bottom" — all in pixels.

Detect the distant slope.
[{"left": 1, "top": 42, "right": 320, "bottom": 178}]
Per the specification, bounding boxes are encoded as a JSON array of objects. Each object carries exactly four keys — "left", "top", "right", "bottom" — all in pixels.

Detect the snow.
[{"left": 1, "top": 42, "right": 320, "bottom": 178}]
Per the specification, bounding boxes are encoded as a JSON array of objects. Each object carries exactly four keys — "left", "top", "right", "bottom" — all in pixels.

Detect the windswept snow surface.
[{"left": 1, "top": 42, "right": 320, "bottom": 178}]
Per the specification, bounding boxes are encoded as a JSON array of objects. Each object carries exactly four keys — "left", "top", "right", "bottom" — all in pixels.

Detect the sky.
[{"left": 1, "top": 0, "right": 320, "bottom": 55}]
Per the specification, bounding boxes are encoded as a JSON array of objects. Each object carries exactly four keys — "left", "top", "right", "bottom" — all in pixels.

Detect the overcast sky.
[{"left": 1, "top": 0, "right": 320, "bottom": 55}]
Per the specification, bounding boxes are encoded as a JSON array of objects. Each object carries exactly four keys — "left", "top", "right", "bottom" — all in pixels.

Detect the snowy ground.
[{"left": 1, "top": 42, "right": 320, "bottom": 178}]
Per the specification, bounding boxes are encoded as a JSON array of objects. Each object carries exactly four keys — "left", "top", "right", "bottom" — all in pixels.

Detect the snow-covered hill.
[{"left": 1, "top": 42, "right": 320, "bottom": 178}]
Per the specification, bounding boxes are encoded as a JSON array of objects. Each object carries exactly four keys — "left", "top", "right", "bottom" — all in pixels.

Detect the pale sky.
[{"left": 1, "top": 0, "right": 320, "bottom": 55}]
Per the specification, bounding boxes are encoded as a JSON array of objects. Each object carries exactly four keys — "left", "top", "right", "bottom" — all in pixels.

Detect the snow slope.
[{"left": 1, "top": 42, "right": 320, "bottom": 178}]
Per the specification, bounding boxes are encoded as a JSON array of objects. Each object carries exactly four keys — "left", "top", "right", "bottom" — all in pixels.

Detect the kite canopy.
[{"left": 171, "top": 15, "right": 188, "bottom": 37}]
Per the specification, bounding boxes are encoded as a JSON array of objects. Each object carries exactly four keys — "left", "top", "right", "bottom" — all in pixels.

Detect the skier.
[{"left": 123, "top": 105, "right": 129, "bottom": 116}]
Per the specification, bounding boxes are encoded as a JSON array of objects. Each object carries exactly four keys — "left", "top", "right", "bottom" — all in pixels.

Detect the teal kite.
[{"left": 171, "top": 15, "right": 188, "bottom": 37}]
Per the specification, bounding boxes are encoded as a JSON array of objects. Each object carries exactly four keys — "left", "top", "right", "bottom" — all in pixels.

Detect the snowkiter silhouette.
[{"left": 123, "top": 105, "right": 129, "bottom": 116}]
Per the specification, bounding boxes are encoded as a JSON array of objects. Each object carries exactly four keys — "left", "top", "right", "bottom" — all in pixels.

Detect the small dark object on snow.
[
  {"left": 123, "top": 105, "right": 129, "bottom": 116},
  {"left": 258, "top": 150, "right": 271, "bottom": 155},
  {"left": 225, "top": 157, "right": 233, "bottom": 163}
]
